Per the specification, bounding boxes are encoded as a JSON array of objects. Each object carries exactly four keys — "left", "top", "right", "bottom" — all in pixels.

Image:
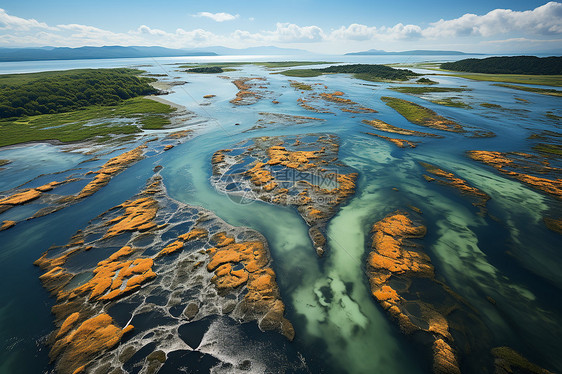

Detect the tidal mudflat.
[{"left": 0, "top": 60, "right": 560, "bottom": 374}]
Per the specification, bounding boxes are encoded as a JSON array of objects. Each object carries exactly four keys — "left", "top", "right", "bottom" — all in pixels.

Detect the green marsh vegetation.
[
  {"left": 186, "top": 66, "right": 225, "bottom": 73},
  {"left": 416, "top": 77, "right": 438, "bottom": 84},
  {"left": 388, "top": 86, "right": 470, "bottom": 94},
  {"left": 381, "top": 96, "right": 463, "bottom": 132},
  {"left": 394, "top": 61, "right": 562, "bottom": 87},
  {"left": 289, "top": 81, "right": 313, "bottom": 90},
  {"left": 0, "top": 69, "right": 176, "bottom": 147},
  {"left": 492, "top": 84, "right": 562, "bottom": 97},
  {"left": 430, "top": 97, "right": 472, "bottom": 109},
  {"left": 381, "top": 96, "right": 437, "bottom": 123},
  {"left": 0, "top": 68, "right": 158, "bottom": 118},
  {"left": 480, "top": 103, "right": 503, "bottom": 109},
  {"left": 545, "top": 111, "right": 561, "bottom": 121},
  {"left": 441, "top": 56, "right": 562, "bottom": 75},
  {"left": 279, "top": 64, "right": 420, "bottom": 82}
]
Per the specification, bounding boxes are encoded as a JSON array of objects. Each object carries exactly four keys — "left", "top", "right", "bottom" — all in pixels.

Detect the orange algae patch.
[
  {"left": 167, "top": 130, "right": 192, "bottom": 139},
  {"left": 245, "top": 162, "right": 277, "bottom": 188},
  {"left": 468, "top": 150, "right": 562, "bottom": 199},
  {"left": 367, "top": 133, "right": 417, "bottom": 148},
  {"left": 363, "top": 119, "right": 439, "bottom": 137},
  {"left": 0, "top": 179, "right": 65, "bottom": 210},
  {"left": 0, "top": 188, "right": 42, "bottom": 207},
  {"left": 266, "top": 146, "right": 319, "bottom": 170},
  {"left": 544, "top": 217, "right": 562, "bottom": 234},
  {"left": 50, "top": 313, "right": 130, "bottom": 374},
  {"left": 420, "top": 161, "right": 490, "bottom": 214},
  {"left": 103, "top": 197, "right": 158, "bottom": 239},
  {"left": 163, "top": 145, "right": 174, "bottom": 151},
  {"left": 0, "top": 220, "right": 16, "bottom": 231},
  {"left": 433, "top": 339, "right": 461, "bottom": 374},
  {"left": 69, "top": 256, "right": 156, "bottom": 302},
  {"left": 76, "top": 145, "right": 146, "bottom": 199},
  {"left": 56, "top": 312, "right": 81, "bottom": 339},
  {"left": 157, "top": 228, "right": 208, "bottom": 256},
  {"left": 205, "top": 233, "right": 294, "bottom": 339},
  {"left": 319, "top": 91, "right": 377, "bottom": 113},
  {"left": 367, "top": 211, "right": 461, "bottom": 374},
  {"left": 211, "top": 149, "right": 231, "bottom": 165},
  {"left": 230, "top": 77, "right": 265, "bottom": 105}
]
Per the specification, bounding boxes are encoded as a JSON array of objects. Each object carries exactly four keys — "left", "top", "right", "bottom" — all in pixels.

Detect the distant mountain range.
[
  {"left": 0, "top": 45, "right": 310, "bottom": 62},
  {"left": 345, "top": 49, "right": 482, "bottom": 56},
  {"left": 191, "top": 45, "right": 310, "bottom": 55}
]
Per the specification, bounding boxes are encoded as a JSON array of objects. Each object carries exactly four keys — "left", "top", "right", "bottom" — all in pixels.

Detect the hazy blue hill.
[
  {"left": 193, "top": 45, "right": 310, "bottom": 55},
  {"left": 345, "top": 49, "right": 480, "bottom": 55},
  {"left": 0, "top": 46, "right": 217, "bottom": 62}
]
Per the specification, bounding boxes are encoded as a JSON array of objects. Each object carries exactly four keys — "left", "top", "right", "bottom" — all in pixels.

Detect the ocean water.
[{"left": 0, "top": 55, "right": 560, "bottom": 373}]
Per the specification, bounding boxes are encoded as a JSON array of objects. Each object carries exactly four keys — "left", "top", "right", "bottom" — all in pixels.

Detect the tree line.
[
  {"left": 0, "top": 68, "right": 158, "bottom": 119},
  {"left": 321, "top": 64, "right": 419, "bottom": 80},
  {"left": 441, "top": 56, "right": 562, "bottom": 75}
]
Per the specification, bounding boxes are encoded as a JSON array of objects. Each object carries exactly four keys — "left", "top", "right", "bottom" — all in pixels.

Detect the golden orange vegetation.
[
  {"left": 367, "top": 133, "right": 417, "bottom": 148},
  {"left": 206, "top": 232, "right": 294, "bottom": 340},
  {"left": 50, "top": 313, "right": 133, "bottom": 374},
  {"left": 103, "top": 197, "right": 158, "bottom": 239},
  {"left": 363, "top": 119, "right": 439, "bottom": 137},
  {"left": 367, "top": 211, "right": 460, "bottom": 374},
  {"left": 76, "top": 145, "right": 146, "bottom": 199},
  {"left": 468, "top": 151, "right": 562, "bottom": 199}
]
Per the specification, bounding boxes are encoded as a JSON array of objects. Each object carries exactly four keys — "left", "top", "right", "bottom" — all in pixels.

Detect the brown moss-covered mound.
[
  {"left": 367, "top": 211, "right": 493, "bottom": 374},
  {"left": 363, "top": 118, "right": 441, "bottom": 138},
  {"left": 211, "top": 134, "right": 357, "bottom": 256},
  {"left": 35, "top": 175, "right": 294, "bottom": 373},
  {"left": 467, "top": 151, "right": 562, "bottom": 200},
  {"left": 367, "top": 132, "right": 418, "bottom": 148},
  {"left": 420, "top": 161, "right": 491, "bottom": 215}
]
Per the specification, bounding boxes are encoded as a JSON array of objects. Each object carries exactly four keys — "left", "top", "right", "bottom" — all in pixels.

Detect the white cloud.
[
  {"left": 423, "top": 1, "right": 562, "bottom": 38},
  {"left": 331, "top": 2, "right": 562, "bottom": 41},
  {"left": 194, "top": 12, "right": 239, "bottom": 22},
  {"left": 272, "top": 22, "right": 325, "bottom": 42},
  {"left": 331, "top": 23, "right": 422, "bottom": 41},
  {"left": 0, "top": 3, "right": 560, "bottom": 52},
  {"left": 0, "top": 8, "right": 56, "bottom": 31}
]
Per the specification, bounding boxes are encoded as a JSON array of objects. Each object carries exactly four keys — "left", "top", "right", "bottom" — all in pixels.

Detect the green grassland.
[
  {"left": 387, "top": 62, "right": 562, "bottom": 87},
  {"left": 430, "top": 97, "right": 472, "bottom": 109},
  {"left": 289, "top": 81, "right": 313, "bottom": 90},
  {"left": 279, "top": 64, "right": 419, "bottom": 82},
  {"left": 446, "top": 73, "right": 562, "bottom": 87},
  {"left": 388, "top": 86, "right": 470, "bottom": 94},
  {"left": 0, "top": 68, "right": 176, "bottom": 147},
  {"left": 0, "top": 96, "right": 175, "bottom": 147},
  {"left": 381, "top": 96, "right": 437, "bottom": 123},
  {"left": 0, "top": 68, "right": 158, "bottom": 118},
  {"left": 492, "top": 84, "right": 562, "bottom": 97}
]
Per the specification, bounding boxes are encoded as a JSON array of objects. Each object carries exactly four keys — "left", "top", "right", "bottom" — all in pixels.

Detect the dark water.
[{"left": 0, "top": 56, "right": 561, "bottom": 373}]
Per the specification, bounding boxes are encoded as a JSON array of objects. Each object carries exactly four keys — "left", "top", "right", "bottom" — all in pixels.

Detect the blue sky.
[{"left": 1, "top": 0, "right": 561, "bottom": 53}]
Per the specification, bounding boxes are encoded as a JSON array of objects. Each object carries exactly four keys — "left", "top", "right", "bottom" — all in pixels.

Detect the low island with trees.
[
  {"left": 441, "top": 56, "right": 562, "bottom": 75},
  {"left": 0, "top": 68, "right": 178, "bottom": 146}
]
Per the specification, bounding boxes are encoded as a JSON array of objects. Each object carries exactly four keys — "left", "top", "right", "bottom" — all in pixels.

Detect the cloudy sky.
[{"left": 0, "top": 0, "right": 561, "bottom": 54}]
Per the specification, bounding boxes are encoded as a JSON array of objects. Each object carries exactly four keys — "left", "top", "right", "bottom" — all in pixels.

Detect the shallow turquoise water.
[{"left": 0, "top": 57, "right": 561, "bottom": 373}]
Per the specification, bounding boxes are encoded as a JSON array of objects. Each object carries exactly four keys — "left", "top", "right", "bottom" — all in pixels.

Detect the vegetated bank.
[
  {"left": 279, "top": 64, "right": 420, "bottom": 81},
  {"left": 441, "top": 56, "right": 562, "bottom": 75},
  {"left": 0, "top": 68, "right": 177, "bottom": 147}
]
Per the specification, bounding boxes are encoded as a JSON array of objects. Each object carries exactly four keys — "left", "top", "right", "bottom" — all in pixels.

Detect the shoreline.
[{"left": 145, "top": 94, "right": 188, "bottom": 112}]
